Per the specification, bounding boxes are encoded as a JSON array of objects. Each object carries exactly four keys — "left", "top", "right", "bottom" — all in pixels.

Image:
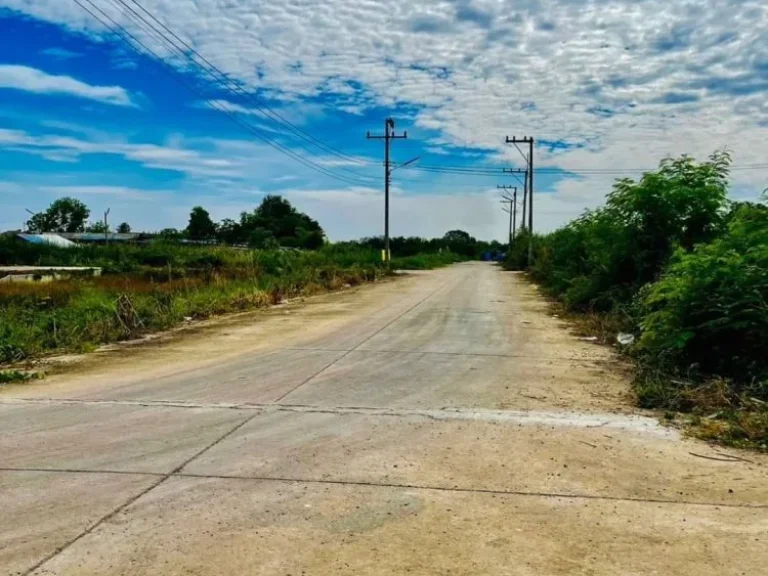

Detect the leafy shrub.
[
  {"left": 503, "top": 152, "right": 768, "bottom": 443},
  {"left": 636, "top": 203, "right": 768, "bottom": 395},
  {"left": 508, "top": 152, "right": 731, "bottom": 314}
]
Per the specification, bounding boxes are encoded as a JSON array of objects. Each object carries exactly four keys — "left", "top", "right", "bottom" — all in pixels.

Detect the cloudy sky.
[{"left": 1, "top": 0, "right": 767, "bottom": 240}]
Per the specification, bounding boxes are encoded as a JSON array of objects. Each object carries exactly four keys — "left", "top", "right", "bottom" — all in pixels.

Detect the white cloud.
[
  {"left": 315, "top": 156, "right": 376, "bottom": 168},
  {"left": 0, "top": 128, "right": 244, "bottom": 177},
  {"left": 40, "top": 47, "right": 81, "bottom": 60},
  {"left": 0, "top": 125, "right": 388, "bottom": 189},
  {"left": 0, "top": 182, "right": 183, "bottom": 234},
  {"left": 282, "top": 187, "right": 518, "bottom": 241},
  {"left": 38, "top": 185, "right": 162, "bottom": 200},
  {"left": 0, "top": 65, "right": 134, "bottom": 106},
  {"left": 2, "top": 0, "right": 768, "bottom": 235}
]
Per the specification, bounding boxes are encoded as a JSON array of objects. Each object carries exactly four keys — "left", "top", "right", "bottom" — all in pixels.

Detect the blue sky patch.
[{"left": 0, "top": 1, "right": 766, "bottom": 240}]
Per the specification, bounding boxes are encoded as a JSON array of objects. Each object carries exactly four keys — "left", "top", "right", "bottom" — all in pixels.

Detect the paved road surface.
[{"left": 2, "top": 263, "right": 766, "bottom": 575}]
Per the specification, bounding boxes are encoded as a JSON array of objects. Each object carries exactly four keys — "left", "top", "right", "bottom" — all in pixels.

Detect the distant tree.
[
  {"left": 297, "top": 227, "right": 325, "bottom": 250},
  {"left": 158, "top": 227, "right": 183, "bottom": 239},
  {"left": 186, "top": 206, "right": 217, "bottom": 240},
  {"left": 443, "top": 230, "right": 473, "bottom": 244},
  {"left": 26, "top": 197, "right": 90, "bottom": 233},
  {"left": 248, "top": 227, "right": 279, "bottom": 249},
  {"left": 443, "top": 229, "right": 478, "bottom": 257},
  {"left": 216, "top": 218, "right": 243, "bottom": 245},
  {"left": 86, "top": 221, "right": 108, "bottom": 233},
  {"left": 238, "top": 195, "right": 325, "bottom": 249},
  {"left": 117, "top": 222, "right": 132, "bottom": 233}
]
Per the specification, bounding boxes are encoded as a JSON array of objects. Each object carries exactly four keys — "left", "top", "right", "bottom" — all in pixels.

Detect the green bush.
[
  {"left": 508, "top": 152, "right": 731, "bottom": 314},
  {"left": 503, "top": 151, "right": 768, "bottom": 438},
  {"left": 391, "top": 252, "right": 463, "bottom": 270},
  {"left": 636, "top": 203, "right": 768, "bottom": 395}
]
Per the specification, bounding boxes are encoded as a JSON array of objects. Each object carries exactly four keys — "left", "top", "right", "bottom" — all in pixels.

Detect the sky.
[{"left": 0, "top": 0, "right": 767, "bottom": 241}]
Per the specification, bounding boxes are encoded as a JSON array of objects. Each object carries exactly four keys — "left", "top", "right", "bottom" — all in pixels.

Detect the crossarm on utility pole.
[{"left": 367, "top": 118, "right": 407, "bottom": 263}]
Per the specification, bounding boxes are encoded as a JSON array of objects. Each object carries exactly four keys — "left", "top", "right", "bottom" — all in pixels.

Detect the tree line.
[
  {"left": 178, "top": 195, "right": 325, "bottom": 249},
  {"left": 24, "top": 194, "right": 504, "bottom": 257},
  {"left": 24, "top": 195, "right": 323, "bottom": 249},
  {"left": 25, "top": 198, "right": 131, "bottom": 234},
  {"left": 339, "top": 230, "right": 504, "bottom": 259}
]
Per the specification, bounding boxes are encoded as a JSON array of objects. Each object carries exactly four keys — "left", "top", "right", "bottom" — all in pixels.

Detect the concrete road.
[{"left": 1, "top": 262, "right": 766, "bottom": 575}]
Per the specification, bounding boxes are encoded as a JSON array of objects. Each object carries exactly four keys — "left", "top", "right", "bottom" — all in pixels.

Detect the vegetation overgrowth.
[
  {"left": 0, "top": 369, "right": 40, "bottom": 385},
  {"left": 506, "top": 152, "right": 768, "bottom": 449},
  {"left": 4, "top": 193, "right": 499, "bottom": 363},
  {"left": 0, "top": 239, "right": 461, "bottom": 363}
]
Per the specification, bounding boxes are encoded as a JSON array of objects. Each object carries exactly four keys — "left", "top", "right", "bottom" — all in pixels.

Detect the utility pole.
[
  {"left": 512, "top": 187, "right": 518, "bottom": 242},
  {"left": 505, "top": 137, "right": 534, "bottom": 266},
  {"left": 367, "top": 118, "right": 407, "bottom": 262},
  {"left": 24, "top": 208, "right": 35, "bottom": 233},
  {"left": 104, "top": 208, "right": 110, "bottom": 245},
  {"left": 522, "top": 170, "right": 527, "bottom": 236},
  {"left": 497, "top": 185, "right": 517, "bottom": 248},
  {"left": 503, "top": 168, "right": 526, "bottom": 237}
]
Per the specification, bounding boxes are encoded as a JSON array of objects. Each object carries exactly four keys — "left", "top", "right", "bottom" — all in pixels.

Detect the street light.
[{"left": 390, "top": 156, "right": 420, "bottom": 172}]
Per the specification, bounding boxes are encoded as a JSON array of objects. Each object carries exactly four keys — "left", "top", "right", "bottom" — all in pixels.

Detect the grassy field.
[{"left": 0, "top": 239, "right": 462, "bottom": 364}]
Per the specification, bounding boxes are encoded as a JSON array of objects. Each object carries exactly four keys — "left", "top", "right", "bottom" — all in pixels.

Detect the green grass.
[
  {"left": 634, "top": 373, "right": 768, "bottom": 451},
  {"left": 0, "top": 370, "right": 40, "bottom": 384},
  {"left": 692, "top": 409, "right": 768, "bottom": 451},
  {"left": 391, "top": 252, "right": 464, "bottom": 270},
  {"left": 0, "top": 240, "right": 463, "bottom": 363}
]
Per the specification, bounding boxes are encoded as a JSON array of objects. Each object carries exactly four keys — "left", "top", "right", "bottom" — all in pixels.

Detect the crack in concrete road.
[
  {"left": 272, "top": 276, "right": 455, "bottom": 402},
  {"left": 16, "top": 407, "right": 261, "bottom": 576},
  {"left": 282, "top": 346, "right": 612, "bottom": 362},
  {"left": 14, "top": 280, "right": 459, "bottom": 575},
  {"left": 2, "top": 467, "right": 764, "bottom": 511},
  {"left": 3, "top": 264, "right": 767, "bottom": 576}
]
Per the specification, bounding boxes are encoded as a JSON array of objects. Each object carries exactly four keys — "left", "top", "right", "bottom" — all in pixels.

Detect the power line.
[
  {"left": 405, "top": 163, "right": 768, "bottom": 177},
  {"left": 511, "top": 141, "right": 528, "bottom": 165},
  {"left": 108, "top": 0, "right": 378, "bottom": 182},
  {"left": 507, "top": 136, "right": 534, "bottom": 266},
  {"left": 367, "top": 118, "right": 408, "bottom": 263},
  {"left": 120, "top": 0, "right": 376, "bottom": 169},
  {"left": 503, "top": 168, "right": 527, "bottom": 188},
  {"left": 73, "top": 0, "right": 376, "bottom": 186},
  {"left": 69, "top": 1, "right": 768, "bottom": 187},
  {"left": 408, "top": 167, "right": 510, "bottom": 176},
  {"left": 498, "top": 185, "right": 517, "bottom": 247}
]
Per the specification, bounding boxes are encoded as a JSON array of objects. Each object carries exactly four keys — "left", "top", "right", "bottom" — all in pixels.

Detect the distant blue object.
[
  {"left": 17, "top": 234, "right": 76, "bottom": 248},
  {"left": 59, "top": 233, "right": 140, "bottom": 243},
  {"left": 71, "top": 233, "right": 111, "bottom": 242}
]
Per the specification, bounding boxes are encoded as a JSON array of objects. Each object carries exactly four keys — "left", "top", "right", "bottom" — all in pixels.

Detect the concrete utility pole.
[
  {"left": 104, "top": 208, "right": 110, "bottom": 245},
  {"left": 367, "top": 118, "right": 407, "bottom": 263},
  {"left": 505, "top": 137, "right": 535, "bottom": 266},
  {"left": 497, "top": 185, "right": 517, "bottom": 248},
  {"left": 511, "top": 188, "right": 518, "bottom": 242},
  {"left": 502, "top": 168, "right": 526, "bottom": 237}
]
